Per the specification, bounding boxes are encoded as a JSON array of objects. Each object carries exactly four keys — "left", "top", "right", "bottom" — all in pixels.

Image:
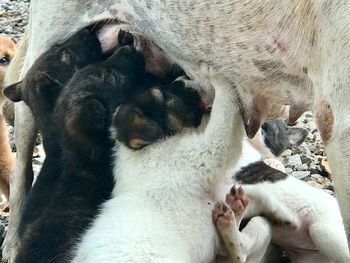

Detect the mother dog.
[{"left": 3, "top": 0, "right": 350, "bottom": 261}]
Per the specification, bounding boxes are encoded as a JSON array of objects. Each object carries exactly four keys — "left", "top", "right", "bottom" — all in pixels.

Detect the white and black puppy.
[
  {"left": 72, "top": 67, "right": 247, "bottom": 263},
  {"left": 213, "top": 122, "right": 350, "bottom": 263}
]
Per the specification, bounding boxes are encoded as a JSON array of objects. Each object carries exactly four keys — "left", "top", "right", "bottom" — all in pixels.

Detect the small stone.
[
  {"left": 285, "top": 168, "right": 293, "bottom": 175},
  {"left": 300, "top": 154, "right": 313, "bottom": 165},
  {"left": 311, "top": 173, "right": 324, "bottom": 183},
  {"left": 282, "top": 149, "right": 293, "bottom": 157},
  {"left": 286, "top": 155, "right": 302, "bottom": 167},
  {"left": 292, "top": 171, "right": 310, "bottom": 180},
  {"left": 295, "top": 163, "right": 309, "bottom": 171}
]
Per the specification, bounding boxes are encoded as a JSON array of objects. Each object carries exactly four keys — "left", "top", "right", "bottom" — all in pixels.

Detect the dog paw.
[
  {"left": 264, "top": 159, "right": 286, "bottom": 172},
  {"left": 225, "top": 185, "right": 250, "bottom": 224},
  {"left": 212, "top": 201, "right": 235, "bottom": 230}
]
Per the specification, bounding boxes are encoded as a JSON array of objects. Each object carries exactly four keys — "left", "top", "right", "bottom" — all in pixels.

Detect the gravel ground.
[
  {"left": 0, "top": 0, "right": 333, "bottom": 261},
  {"left": 0, "top": 0, "right": 29, "bottom": 41}
]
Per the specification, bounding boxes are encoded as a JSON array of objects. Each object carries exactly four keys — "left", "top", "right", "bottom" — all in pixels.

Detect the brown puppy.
[{"left": 0, "top": 36, "right": 16, "bottom": 202}]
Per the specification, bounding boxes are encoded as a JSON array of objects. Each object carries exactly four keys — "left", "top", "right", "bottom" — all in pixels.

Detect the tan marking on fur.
[
  {"left": 315, "top": 100, "right": 334, "bottom": 145},
  {"left": 129, "top": 138, "right": 147, "bottom": 149},
  {"left": 133, "top": 114, "right": 147, "bottom": 127},
  {"left": 167, "top": 114, "right": 183, "bottom": 132}
]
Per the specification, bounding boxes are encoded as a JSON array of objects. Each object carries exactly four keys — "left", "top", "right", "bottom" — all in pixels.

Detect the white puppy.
[
  {"left": 72, "top": 68, "right": 244, "bottom": 262},
  {"left": 214, "top": 140, "right": 350, "bottom": 263}
]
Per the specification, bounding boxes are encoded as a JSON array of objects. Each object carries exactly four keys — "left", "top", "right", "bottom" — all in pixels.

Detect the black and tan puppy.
[
  {"left": 3, "top": 27, "right": 103, "bottom": 240},
  {"left": 115, "top": 76, "right": 206, "bottom": 149}
]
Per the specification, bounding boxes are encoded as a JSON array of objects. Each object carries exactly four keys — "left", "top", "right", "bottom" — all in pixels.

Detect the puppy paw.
[
  {"left": 225, "top": 185, "right": 250, "bottom": 225},
  {"left": 212, "top": 201, "right": 235, "bottom": 230}
]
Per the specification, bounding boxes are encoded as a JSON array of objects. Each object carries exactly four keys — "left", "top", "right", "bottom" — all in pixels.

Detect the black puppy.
[{"left": 3, "top": 27, "right": 103, "bottom": 238}]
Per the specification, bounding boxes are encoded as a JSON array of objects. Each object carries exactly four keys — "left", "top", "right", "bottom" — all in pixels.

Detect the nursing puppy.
[
  {"left": 0, "top": 36, "right": 16, "bottom": 202},
  {"left": 213, "top": 137, "right": 350, "bottom": 262},
  {"left": 3, "top": 28, "right": 103, "bottom": 246},
  {"left": 71, "top": 65, "right": 244, "bottom": 262}
]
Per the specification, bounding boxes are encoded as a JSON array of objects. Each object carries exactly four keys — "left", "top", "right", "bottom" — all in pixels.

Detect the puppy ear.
[
  {"left": 3, "top": 81, "right": 24, "bottom": 102},
  {"left": 287, "top": 127, "right": 308, "bottom": 146}
]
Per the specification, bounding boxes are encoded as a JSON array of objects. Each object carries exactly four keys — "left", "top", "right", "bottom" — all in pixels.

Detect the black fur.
[
  {"left": 2, "top": 28, "right": 104, "bottom": 239},
  {"left": 235, "top": 161, "right": 288, "bottom": 184}
]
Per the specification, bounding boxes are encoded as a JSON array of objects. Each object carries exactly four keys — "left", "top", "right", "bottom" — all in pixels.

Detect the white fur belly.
[{"left": 73, "top": 192, "right": 219, "bottom": 263}]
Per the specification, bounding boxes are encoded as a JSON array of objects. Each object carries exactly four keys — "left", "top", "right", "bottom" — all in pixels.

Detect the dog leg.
[
  {"left": 2, "top": 103, "right": 37, "bottom": 263},
  {"left": 213, "top": 201, "right": 272, "bottom": 263},
  {"left": 309, "top": 221, "right": 350, "bottom": 263},
  {"left": 180, "top": 64, "right": 244, "bottom": 186},
  {"left": 213, "top": 201, "right": 247, "bottom": 263},
  {"left": 241, "top": 185, "right": 299, "bottom": 228}
]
